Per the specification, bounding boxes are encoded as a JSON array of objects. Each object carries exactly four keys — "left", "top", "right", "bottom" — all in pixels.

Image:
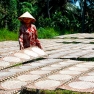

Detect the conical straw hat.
[{"left": 18, "top": 11, "right": 36, "bottom": 22}]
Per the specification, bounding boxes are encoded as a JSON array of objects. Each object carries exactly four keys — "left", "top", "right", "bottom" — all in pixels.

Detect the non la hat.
[{"left": 18, "top": 11, "right": 36, "bottom": 22}]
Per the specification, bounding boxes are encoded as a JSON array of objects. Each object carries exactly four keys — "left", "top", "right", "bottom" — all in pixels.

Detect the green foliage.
[
  {"left": 0, "top": 0, "right": 94, "bottom": 34},
  {"left": 38, "top": 16, "right": 52, "bottom": 27},
  {"left": 51, "top": 10, "right": 70, "bottom": 30},
  {"left": 20, "top": 2, "right": 33, "bottom": 14},
  {"left": 11, "top": 19, "right": 20, "bottom": 32},
  {"left": 38, "top": 27, "right": 59, "bottom": 39},
  {"left": 8, "top": 0, "right": 18, "bottom": 31},
  {"left": 65, "top": 2, "right": 81, "bottom": 16},
  {"left": 0, "top": 29, "right": 18, "bottom": 41}
]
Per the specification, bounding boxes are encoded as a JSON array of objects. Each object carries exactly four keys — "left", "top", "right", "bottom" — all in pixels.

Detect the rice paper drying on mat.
[
  {"left": 25, "top": 80, "right": 61, "bottom": 90},
  {"left": 31, "top": 47, "right": 46, "bottom": 56},
  {"left": 14, "top": 53, "right": 30, "bottom": 59},
  {"left": 0, "top": 80, "right": 27, "bottom": 90},
  {"left": 24, "top": 50, "right": 39, "bottom": 57}
]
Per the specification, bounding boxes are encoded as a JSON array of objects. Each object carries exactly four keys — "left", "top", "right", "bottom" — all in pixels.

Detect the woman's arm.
[
  {"left": 19, "top": 28, "right": 24, "bottom": 50},
  {"left": 33, "top": 25, "right": 42, "bottom": 49}
]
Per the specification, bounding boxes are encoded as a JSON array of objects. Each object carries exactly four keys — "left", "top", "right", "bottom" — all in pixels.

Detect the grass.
[
  {"left": 0, "top": 28, "right": 72, "bottom": 41},
  {"left": 0, "top": 29, "right": 18, "bottom": 41},
  {"left": 0, "top": 28, "right": 60, "bottom": 41},
  {"left": 20, "top": 89, "right": 92, "bottom": 94},
  {"left": 38, "top": 27, "right": 60, "bottom": 39}
]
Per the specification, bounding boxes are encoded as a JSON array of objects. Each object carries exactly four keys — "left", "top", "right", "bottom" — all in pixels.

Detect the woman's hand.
[{"left": 20, "top": 46, "right": 24, "bottom": 50}]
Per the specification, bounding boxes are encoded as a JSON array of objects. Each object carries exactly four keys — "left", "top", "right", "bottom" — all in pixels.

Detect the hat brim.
[{"left": 18, "top": 17, "right": 36, "bottom": 23}]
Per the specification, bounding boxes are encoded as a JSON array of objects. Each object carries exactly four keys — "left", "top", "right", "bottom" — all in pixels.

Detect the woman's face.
[{"left": 23, "top": 18, "right": 32, "bottom": 24}]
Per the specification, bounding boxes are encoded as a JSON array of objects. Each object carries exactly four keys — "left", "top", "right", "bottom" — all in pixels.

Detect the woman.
[{"left": 18, "top": 11, "right": 42, "bottom": 50}]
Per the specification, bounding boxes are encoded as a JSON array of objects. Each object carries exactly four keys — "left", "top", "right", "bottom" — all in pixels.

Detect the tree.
[
  {"left": 0, "top": 0, "right": 9, "bottom": 28},
  {"left": 8, "top": 0, "right": 19, "bottom": 31}
]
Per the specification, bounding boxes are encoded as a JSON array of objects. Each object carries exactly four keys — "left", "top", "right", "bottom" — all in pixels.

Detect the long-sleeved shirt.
[{"left": 19, "top": 24, "right": 42, "bottom": 50}]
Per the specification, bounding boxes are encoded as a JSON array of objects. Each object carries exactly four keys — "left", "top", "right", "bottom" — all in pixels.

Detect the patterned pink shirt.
[{"left": 19, "top": 24, "right": 42, "bottom": 50}]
